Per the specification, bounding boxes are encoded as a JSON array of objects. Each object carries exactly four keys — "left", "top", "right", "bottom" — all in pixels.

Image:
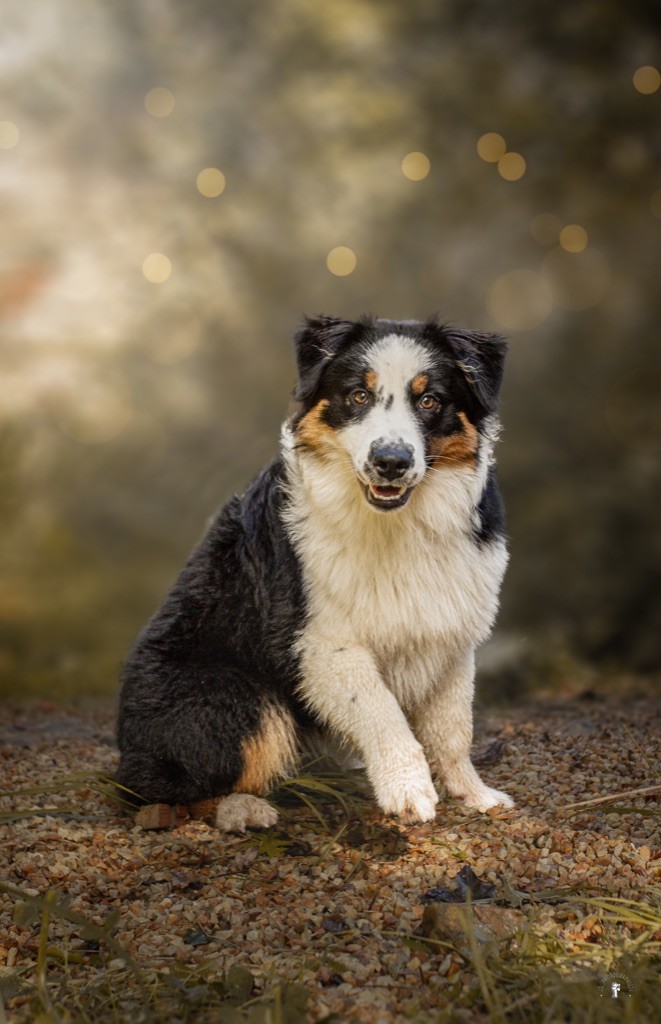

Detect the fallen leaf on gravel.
[
  {"left": 421, "top": 865, "right": 497, "bottom": 904},
  {"left": 182, "top": 927, "right": 212, "bottom": 946},
  {"left": 223, "top": 965, "right": 255, "bottom": 1002},
  {"left": 472, "top": 739, "right": 505, "bottom": 767},
  {"left": 321, "top": 914, "right": 347, "bottom": 933},
  {"left": 422, "top": 903, "right": 492, "bottom": 952},
  {"left": 422, "top": 902, "right": 524, "bottom": 953}
]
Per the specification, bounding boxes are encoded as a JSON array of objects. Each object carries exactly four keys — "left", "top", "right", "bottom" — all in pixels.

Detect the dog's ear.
[
  {"left": 426, "top": 320, "right": 507, "bottom": 415},
  {"left": 293, "top": 314, "right": 358, "bottom": 403}
]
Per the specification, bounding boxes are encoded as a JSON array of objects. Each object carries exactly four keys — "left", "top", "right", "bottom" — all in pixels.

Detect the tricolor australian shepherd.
[{"left": 117, "top": 315, "right": 513, "bottom": 830}]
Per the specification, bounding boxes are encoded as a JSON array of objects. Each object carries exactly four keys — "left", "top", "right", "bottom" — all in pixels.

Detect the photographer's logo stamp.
[{"left": 599, "top": 970, "right": 632, "bottom": 999}]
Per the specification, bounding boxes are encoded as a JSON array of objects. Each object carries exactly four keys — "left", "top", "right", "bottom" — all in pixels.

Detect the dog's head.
[{"left": 291, "top": 314, "right": 506, "bottom": 512}]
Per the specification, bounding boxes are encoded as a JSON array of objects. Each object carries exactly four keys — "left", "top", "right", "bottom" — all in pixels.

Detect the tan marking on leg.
[
  {"left": 189, "top": 798, "right": 222, "bottom": 822},
  {"left": 411, "top": 373, "right": 429, "bottom": 396},
  {"left": 428, "top": 412, "right": 478, "bottom": 467},
  {"left": 234, "top": 705, "right": 299, "bottom": 795},
  {"left": 296, "top": 399, "right": 341, "bottom": 454},
  {"left": 365, "top": 370, "right": 379, "bottom": 391}
]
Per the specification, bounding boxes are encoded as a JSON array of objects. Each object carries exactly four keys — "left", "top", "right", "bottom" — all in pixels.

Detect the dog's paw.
[
  {"left": 214, "top": 793, "right": 279, "bottom": 832},
  {"left": 373, "top": 752, "right": 439, "bottom": 824},
  {"left": 460, "top": 786, "right": 514, "bottom": 813}
]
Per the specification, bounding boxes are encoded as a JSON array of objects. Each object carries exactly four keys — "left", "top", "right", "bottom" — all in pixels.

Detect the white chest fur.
[{"left": 282, "top": 434, "right": 508, "bottom": 711}]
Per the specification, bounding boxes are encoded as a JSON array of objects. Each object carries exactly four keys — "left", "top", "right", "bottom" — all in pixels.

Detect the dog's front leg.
[
  {"left": 298, "top": 638, "right": 438, "bottom": 822},
  {"left": 413, "top": 650, "right": 514, "bottom": 812}
]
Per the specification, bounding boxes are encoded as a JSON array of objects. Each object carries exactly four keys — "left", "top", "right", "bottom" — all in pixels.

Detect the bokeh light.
[
  {"left": 487, "top": 269, "right": 553, "bottom": 330},
  {"left": 0, "top": 120, "right": 20, "bottom": 149},
  {"left": 541, "top": 247, "right": 610, "bottom": 311},
  {"left": 650, "top": 189, "right": 661, "bottom": 218},
  {"left": 401, "top": 151, "right": 430, "bottom": 180},
  {"left": 144, "top": 87, "right": 175, "bottom": 117},
  {"left": 326, "top": 246, "right": 357, "bottom": 276},
  {"left": 531, "top": 213, "right": 562, "bottom": 245},
  {"left": 196, "top": 167, "right": 226, "bottom": 197},
  {"left": 632, "top": 66, "right": 660, "bottom": 94},
  {"left": 142, "top": 253, "right": 172, "bottom": 283},
  {"left": 559, "top": 224, "right": 588, "bottom": 253},
  {"left": 498, "top": 152, "right": 526, "bottom": 180},
  {"left": 477, "top": 132, "right": 506, "bottom": 162}
]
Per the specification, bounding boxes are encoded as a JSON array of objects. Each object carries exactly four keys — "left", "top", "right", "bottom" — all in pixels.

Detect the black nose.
[{"left": 370, "top": 444, "right": 413, "bottom": 480}]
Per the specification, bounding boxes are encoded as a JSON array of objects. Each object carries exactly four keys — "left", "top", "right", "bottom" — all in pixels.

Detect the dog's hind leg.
[
  {"left": 118, "top": 678, "right": 300, "bottom": 830},
  {"left": 188, "top": 704, "right": 299, "bottom": 832}
]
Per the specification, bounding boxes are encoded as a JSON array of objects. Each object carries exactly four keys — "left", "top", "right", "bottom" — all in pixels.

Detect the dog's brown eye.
[
  {"left": 352, "top": 389, "right": 369, "bottom": 405},
  {"left": 419, "top": 393, "right": 439, "bottom": 411}
]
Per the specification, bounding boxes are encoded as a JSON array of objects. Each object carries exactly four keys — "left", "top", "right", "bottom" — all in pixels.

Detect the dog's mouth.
[{"left": 363, "top": 482, "right": 412, "bottom": 511}]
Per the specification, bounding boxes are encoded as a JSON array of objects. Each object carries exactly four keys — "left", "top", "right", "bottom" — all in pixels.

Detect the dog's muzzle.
[{"left": 364, "top": 442, "right": 415, "bottom": 510}]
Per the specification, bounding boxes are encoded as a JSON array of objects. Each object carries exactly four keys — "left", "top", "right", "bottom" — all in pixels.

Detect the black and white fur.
[{"left": 117, "top": 315, "right": 513, "bottom": 830}]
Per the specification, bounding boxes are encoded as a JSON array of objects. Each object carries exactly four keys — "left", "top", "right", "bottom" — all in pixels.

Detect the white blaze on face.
[{"left": 339, "top": 334, "right": 431, "bottom": 485}]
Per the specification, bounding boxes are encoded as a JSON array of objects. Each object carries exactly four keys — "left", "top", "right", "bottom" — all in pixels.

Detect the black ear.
[
  {"left": 441, "top": 325, "right": 507, "bottom": 415},
  {"left": 293, "top": 314, "right": 361, "bottom": 403}
]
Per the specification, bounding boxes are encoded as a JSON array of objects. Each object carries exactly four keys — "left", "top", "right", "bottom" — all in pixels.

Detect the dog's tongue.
[{"left": 373, "top": 485, "right": 400, "bottom": 496}]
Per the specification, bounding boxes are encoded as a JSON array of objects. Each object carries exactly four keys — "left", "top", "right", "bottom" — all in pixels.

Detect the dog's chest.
[{"left": 287, "top": 487, "right": 507, "bottom": 703}]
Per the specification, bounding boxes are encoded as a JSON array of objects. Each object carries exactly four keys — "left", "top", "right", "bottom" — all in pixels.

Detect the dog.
[{"left": 116, "top": 314, "right": 513, "bottom": 831}]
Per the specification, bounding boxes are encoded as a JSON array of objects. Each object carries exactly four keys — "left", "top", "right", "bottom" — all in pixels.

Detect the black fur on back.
[{"left": 116, "top": 458, "right": 312, "bottom": 805}]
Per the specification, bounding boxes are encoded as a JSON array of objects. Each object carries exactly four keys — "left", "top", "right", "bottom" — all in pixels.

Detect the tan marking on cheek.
[
  {"left": 411, "top": 373, "right": 429, "bottom": 396},
  {"left": 428, "top": 412, "right": 479, "bottom": 467},
  {"left": 234, "top": 706, "right": 299, "bottom": 795},
  {"left": 365, "top": 370, "right": 379, "bottom": 391},
  {"left": 296, "top": 399, "right": 341, "bottom": 453}
]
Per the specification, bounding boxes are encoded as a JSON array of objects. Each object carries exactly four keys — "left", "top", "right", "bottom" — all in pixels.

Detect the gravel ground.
[{"left": 0, "top": 696, "right": 659, "bottom": 1022}]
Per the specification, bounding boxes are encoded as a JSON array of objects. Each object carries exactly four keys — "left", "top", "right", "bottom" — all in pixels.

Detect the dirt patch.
[{"left": 0, "top": 698, "right": 659, "bottom": 1022}]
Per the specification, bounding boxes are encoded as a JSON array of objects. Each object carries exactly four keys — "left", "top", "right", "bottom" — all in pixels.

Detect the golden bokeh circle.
[
  {"left": 531, "top": 213, "right": 562, "bottom": 245},
  {"left": 327, "top": 246, "right": 357, "bottom": 276},
  {"left": 142, "top": 253, "right": 172, "bottom": 283},
  {"left": 0, "top": 121, "right": 20, "bottom": 149},
  {"left": 477, "top": 132, "right": 506, "bottom": 163},
  {"left": 487, "top": 269, "right": 553, "bottom": 331},
  {"left": 498, "top": 152, "right": 526, "bottom": 181},
  {"left": 144, "top": 87, "right": 175, "bottom": 117},
  {"left": 559, "top": 224, "right": 588, "bottom": 253},
  {"left": 632, "top": 66, "right": 660, "bottom": 94},
  {"left": 541, "top": 247, "right": 610, "bottom": 311},
  {"left": 401, "top": 151, "right": 430, "bottom": 181},
  {"left": 196, "top": 167, "right": 226, "bottom": 198}
]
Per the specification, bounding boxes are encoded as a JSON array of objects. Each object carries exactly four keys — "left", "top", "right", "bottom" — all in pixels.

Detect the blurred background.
[{"left": 1, "top": 0, "right": 659, "bottom": 701}]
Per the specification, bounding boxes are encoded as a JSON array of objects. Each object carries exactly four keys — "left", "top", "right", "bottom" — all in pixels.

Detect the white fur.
[
  {"left": 281, "top": 334, "right": 512, "bottom": 822},
  {"left": 214, "top": 793, "right": 279, "bottom": 832},
  {"left": 340, "top": 334, "right": 432, "bottom": 487}
]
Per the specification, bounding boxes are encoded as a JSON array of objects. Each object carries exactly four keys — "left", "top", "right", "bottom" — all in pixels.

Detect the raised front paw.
[
  {"left": 373, "top": 750, "right": 439, "bottom": 823},
  {"left": 460, "top": 785, "right": 514, "bottom": 813}
]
